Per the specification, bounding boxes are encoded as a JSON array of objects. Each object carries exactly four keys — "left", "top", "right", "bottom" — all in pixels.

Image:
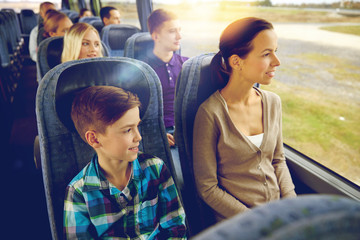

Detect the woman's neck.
[{"left": 220, "top": 75, "right": 256, "bottom": 105}]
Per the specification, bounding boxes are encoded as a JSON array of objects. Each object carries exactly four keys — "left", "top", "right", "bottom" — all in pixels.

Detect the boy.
[
  {"left": 143, "top": 9, "right": 188, "bottom": 147},
  {"left": 63, "top": 86, "right": 187, "bottom": 239}
]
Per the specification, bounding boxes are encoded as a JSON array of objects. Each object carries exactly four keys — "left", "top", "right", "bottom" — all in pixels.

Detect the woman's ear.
[
  {"left": 85, "top": 130, "right": 101, "bottom": 148},
  {"left": 229, "top": 54, "right": 243, "bottom": 70}
]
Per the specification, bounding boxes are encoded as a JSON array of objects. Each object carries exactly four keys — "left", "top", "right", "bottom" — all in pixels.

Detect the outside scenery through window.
[{"left": 0, "top": 0, "right": 358, "bottom": 186}]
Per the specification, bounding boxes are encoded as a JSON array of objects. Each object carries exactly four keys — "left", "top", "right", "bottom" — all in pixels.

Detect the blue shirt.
[
  {"left": 64, "top": 152, "right": 187, "bottom": 239},
  {"left": 142, "top": 52, "right": 188, "bottom": 128}
]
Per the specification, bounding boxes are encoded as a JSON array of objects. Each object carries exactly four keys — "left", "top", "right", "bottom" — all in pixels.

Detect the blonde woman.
[
  {"left": 43, "top": 10, "right": 73, "bottom": 38},
  {"left": 61, "top": 23, "right": 103, "bottom": 62}
]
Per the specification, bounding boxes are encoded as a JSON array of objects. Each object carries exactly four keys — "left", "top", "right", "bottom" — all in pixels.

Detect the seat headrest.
[
  {"left": 55, "top": 60, "right": 151, "bottom": 132},
  {"left": 106, "top": 25, "right": 140, "bottom": 50},
  {"left": 134, "top": 34, "right": 154, "bottom": 60},
  {"left": 21, "top": 9, "right": 34, "bottom": 17},
  {"left": 47, "top": 37, "right": 64, "bottom": 69},
  {"left": 197, "top": 55, "right": 218, "bottom": 107}
]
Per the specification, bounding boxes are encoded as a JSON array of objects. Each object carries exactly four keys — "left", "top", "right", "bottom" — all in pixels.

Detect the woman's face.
[
  {"left": 78, "top": 29, "right": 101, "bottom": 59},
  {"left": 239, "top": 29, "right": 280, "bottom": 85},
  {"left": 50, "top": 17, "right": 73, "bottom": 37}
]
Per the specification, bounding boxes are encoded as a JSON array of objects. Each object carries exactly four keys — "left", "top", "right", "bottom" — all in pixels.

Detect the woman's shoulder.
[
  {"left": 257, "top": 88, "right": 281, "bottom": 105},
  {"left": 198, "top": 90, "right": 223, "bottom": 110}
]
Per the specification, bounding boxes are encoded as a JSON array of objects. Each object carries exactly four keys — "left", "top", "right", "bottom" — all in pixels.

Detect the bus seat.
[
  {"left": 19, "top": 9, "right": 37, "bottom": 35},
  {"left": 174, "top": 53, "right": 217, "bottom": 236},
  {"left": 192, "top": 194, "right": 360, "bottom": 240},
  {"left": 124, "top": 32, "right": 154, "bottom": 59},
  {"left": 89, "top": 19, "right": 104, "bottom": 34},
  {"left": 101, "top": 24, "right": 141, "bottom": 57},
  {"left": 36, "top": 36, "right": 109, "bottom": 82},
  {"left": 124, "top": 32, "right": 181, "bottom": 60},
  {"left": 78, "top": 16, "right": 101, "bottom": 23},
  {"left": 60, "top": 9, "right": 79, "bottom": 23},
  {"left": 36, "top": 57, "right": 176, "bottom": 240}
]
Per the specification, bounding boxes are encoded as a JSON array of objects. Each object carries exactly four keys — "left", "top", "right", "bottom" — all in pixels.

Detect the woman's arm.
[{"left": 193, "top": 106, "right": 248, "bottom": 219}]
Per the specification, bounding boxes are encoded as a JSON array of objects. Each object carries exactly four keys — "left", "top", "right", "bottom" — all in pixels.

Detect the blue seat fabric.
[{"left": 192, "top": 194, "right": 360, "bottom": 240}]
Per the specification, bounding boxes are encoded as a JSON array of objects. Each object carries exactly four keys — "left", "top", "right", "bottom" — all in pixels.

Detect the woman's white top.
[{"left": 246, "top": 133, "right": 264, "bottom": 148}]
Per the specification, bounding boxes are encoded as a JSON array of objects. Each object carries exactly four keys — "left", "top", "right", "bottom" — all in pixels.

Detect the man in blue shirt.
[
  {"left": 64, "top": 86, "right": 186, "bottom": 239},
  {"left": 142, "top": 9, "right": 188, "bottom": 147}
]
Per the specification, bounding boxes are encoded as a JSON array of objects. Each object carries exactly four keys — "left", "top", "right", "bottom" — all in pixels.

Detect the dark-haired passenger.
[
  {"left": 79, "top": 8, "right": 92, "bottom": 18},
  {"left": 63, "top": 86, "right": 187, "bottom": 239},
  {"left": 100, "top": 6, "right": 121, "bottom": 26},
  {"left": 193, "top": 17, "right": 297, "bottom": 222}
]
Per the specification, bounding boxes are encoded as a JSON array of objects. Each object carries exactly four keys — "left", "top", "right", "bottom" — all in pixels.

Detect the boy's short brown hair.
[
  {"left": 147, "top": 9, "right": 178, "bottom": 34},
  {"left": 71, "top": 86, "right": 140, "bottom": 142}
]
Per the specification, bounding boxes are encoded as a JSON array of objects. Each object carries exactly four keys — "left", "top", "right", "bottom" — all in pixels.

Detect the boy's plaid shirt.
[{"left": 64, "top": 152, "right": 187, "bottom": 239}]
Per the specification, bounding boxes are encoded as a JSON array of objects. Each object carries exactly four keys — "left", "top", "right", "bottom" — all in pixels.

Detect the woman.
[
  {"left": 43, "top": 10, "right": 73, "bottom": 38},
  {"left": 193, "top": 17, "right": 296, "bottom": 222},
  {"left": 61, "top": 23, "right": 103, "bottom": 62}
]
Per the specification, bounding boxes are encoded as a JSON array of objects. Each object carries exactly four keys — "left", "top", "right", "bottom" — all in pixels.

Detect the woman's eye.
[{"left": 82, "top": 42, "right": 89, "bottom": 46}]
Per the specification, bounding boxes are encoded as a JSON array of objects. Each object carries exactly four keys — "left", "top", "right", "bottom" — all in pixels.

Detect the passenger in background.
[
  {"left": 100, "top": 6, "right": 121, "bottom": 26},
  {"left": 63, "top": 86, "right": 186, "bottom": 239},
  {"left": 193, "top": 17, "right": 296, "bottom": 222},
  {"left": 29, "top": 1, "right": 55, "bottom": 62},
  {"left": 144, "top": 9, "right": 188, "bottom": 147},
  {"left": 43, "top": 10, "right": 73, "bottom": 38},
  {"left": 61, "top": 23, "right": 103, "bottom": 62},
  {"left": 79, "top": 8, "right": 93, "bottom": 18}
]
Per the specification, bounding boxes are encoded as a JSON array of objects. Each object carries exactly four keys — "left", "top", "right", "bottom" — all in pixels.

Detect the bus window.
[{"left": 155, "top": 1, "right": 360, "bottom": 187}]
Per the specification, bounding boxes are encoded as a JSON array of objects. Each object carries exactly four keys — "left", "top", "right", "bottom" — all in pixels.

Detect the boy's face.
[
  {"left": 95, "top": 107, "right": 142, "bottom": 163},
  {"left": 152, "top": 19, "right": 182, "bottom": 52}
]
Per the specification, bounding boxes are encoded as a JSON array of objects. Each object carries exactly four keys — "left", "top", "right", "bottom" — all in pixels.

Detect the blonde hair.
[
  {"left": 61, "top": 23, "right": 103, "bottom": 63},
  {"left": 43, "top": 10, "right": 69, "bottom": 38}
]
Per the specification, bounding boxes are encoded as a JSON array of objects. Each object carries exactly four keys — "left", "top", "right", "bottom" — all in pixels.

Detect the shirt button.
[
  {"left": 166, "top": 63, "right": 169, "bottom": 67},
  {"left": 168, "top": 70, "right": 171, "bottom": 73},
  {"left": 169, "top": 77, "right": 172, "bottom": 80},
  {"left": 264, "top": 182, "right": 267, "bottom": 186},
  {"left": 257, "top": 165, "right": 261, "bottom": 170}
]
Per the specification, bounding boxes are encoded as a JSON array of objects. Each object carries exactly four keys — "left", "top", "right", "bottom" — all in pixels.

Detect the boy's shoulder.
[{"left": 137, "top": 152, "right": 164, "bottom": 170}]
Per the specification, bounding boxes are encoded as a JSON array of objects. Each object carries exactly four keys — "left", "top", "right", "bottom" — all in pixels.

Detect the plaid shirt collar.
[{"left": 82, "top": 154, "right": 145, "bottom": 196}]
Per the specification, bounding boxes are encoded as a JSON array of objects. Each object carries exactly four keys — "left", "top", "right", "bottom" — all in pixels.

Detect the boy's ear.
[{"left": 85, "top": 130, "right": 101, "bottom": 148}]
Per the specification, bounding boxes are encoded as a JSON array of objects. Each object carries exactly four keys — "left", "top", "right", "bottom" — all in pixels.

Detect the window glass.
[{"left": 158, "top": 1, "right": 360, "bottom": 186}]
